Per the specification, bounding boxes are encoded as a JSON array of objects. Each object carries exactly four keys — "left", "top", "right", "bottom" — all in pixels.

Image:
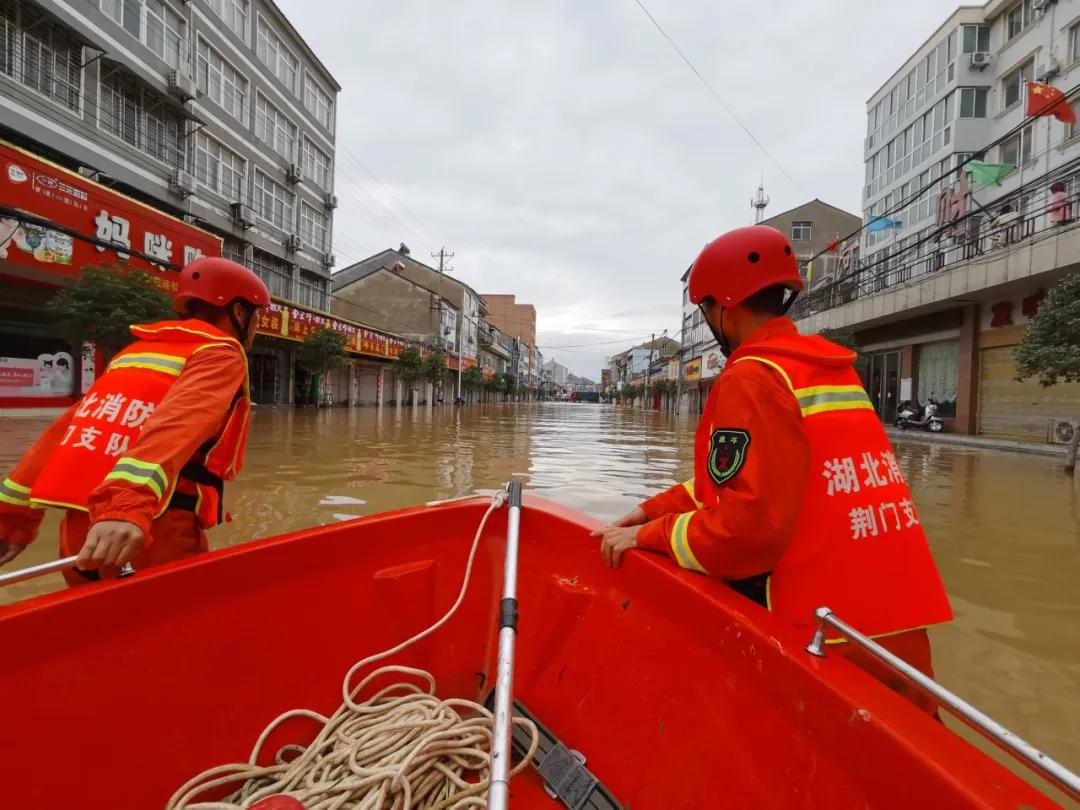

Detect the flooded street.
[{"left": 2, "top": 404, "right": 1078, "bottom": 778}]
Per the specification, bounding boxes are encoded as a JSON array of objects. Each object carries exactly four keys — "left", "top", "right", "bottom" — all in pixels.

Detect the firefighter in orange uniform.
[
  {"left": 594, "top": 226, "right": 952, "bottom": 714},
  {"left": 0, "top": 257, "right": 269, "bottom": 585}
]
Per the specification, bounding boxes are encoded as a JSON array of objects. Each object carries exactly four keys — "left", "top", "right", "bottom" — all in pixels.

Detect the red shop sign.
[{"left": 0, "top": 139, "right": 221, "bottom": 292}]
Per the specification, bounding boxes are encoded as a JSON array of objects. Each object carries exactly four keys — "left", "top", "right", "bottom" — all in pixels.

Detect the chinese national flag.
[{"left": 1026, "top": 82, "right": 1076, "bottom": 124}]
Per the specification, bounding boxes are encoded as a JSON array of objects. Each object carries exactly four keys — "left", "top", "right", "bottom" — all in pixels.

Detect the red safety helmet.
[
  {"left": 688, "top": 225, "right": 805, "bottom": 308},
  {"left": 175, "top": 256, "right": 271, "bottom": 314}
]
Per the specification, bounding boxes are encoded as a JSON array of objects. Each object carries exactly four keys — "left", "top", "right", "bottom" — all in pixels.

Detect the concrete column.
[
  {"left": 376, "top": 366, "right": 385, "bottom": 408},
  {"left": 395, "top": 378, "right": 404, "bottom": 407},
  {"left": 955, "top": 303, "right": 981, "bottom": 435},
  {"left": 347, "top": 362, "right": 356, "bottom": 407}
]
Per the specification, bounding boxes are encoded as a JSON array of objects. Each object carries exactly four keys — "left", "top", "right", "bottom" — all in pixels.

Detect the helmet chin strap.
[{"left": 702, "top": 303, "right": 732, "bottom": 358}]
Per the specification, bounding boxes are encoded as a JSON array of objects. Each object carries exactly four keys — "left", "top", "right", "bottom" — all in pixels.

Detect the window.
[
  {"left": 194, "top": 133, "right": 245, "bottom": 199},
  {"left": 253, "top": 169, "right": 294, "bottom": 230},
  {"left": 296, "top": 270, "right": 327, "bottom": 309},
  {"left": 304, "top": 73, "right": 334, "bottom": 132},
  {"left": 257, "top": 17, "right": 298, "bottom": 94},
  {"left": 255, "top": 94, "right": 297, "bottom": 159},
  {"left": 1000, "top": 124, "right": 1033, "bottom": 166},
  {"left": 17, "top": 5, "right": 82, "bottom": 111},
  {"left": 251, "top": 248, "right": 292, "bottom": 298},
  {"left": 145, "top": 1, "right": 184, "bottom": 68},
  {"left": 301, "top": 138, "right": 331, "bottom": 188},
  {"left": 962, "top": 24, "right": 990, "bottom": 54},
  {"left": 207, "top": 0, "right": 248, "bottom": 42},
  {"left": 99, "top": 66, "right": 185, "bottom": 166},
  {"left": 222, "top": 236, "right": 246, "bottom": 263},
  {"left": 1007, "top": 0, "right": 1034, "bottom": 41},
  {"left": 103, "top": 0, "right": 185, "bottom": 68},
  {"left": 196, "top": 37, "right": 247, "bottom": 121},
  {"left": 300, "top": 202, "right": 328, "bottom": 252},
  {"left": 917, "top": 340, "right": 959, "bottom": 418},
  {"left": 1073, "top": 22, "right": 1080, "bottom": 63},
  {"left": 1068, "top": 99, "right": 1080, "bottom": 138},
  {"left": 959, "top": 87, "right": 988, "bottom": 118},
  {"left": 1002, "top": 60, "right": 1033, "bottom": 109},
  {"left": 791, "top": 221, "right": 812, "bottom": 241},
  {"left": 0, "top": 4, "right": 14, "bottom": 77},
  {"left": 102, "top": 0, "right": 142, "bottom": 38}
]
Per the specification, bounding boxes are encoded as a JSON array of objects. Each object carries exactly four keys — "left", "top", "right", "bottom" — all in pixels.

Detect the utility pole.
[
  {"left": 430, "top": 246, "right": 456, "bottom": 399},
  {"left": 431, "top": 246, "right": 454, "bottom": 274}
]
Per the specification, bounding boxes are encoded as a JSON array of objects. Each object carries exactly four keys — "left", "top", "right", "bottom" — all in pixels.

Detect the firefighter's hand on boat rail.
[
  {"left": 0, "top": 540, "right": 26, "bottom": 566},
  {"left": 591, "top": 505, "right": 647, "bottom": 567},
  {"left": 76, "top": 519, "right": 145, "bottom": 569}
]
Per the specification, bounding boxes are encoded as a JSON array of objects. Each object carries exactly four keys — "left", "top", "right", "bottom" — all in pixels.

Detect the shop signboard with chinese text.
[
  {"left": 683, "top": 358, "right": 702, "bottom": 382},
  {"left": 0, "top": 140, "right": 221, "bottom": 292},
  {"left": 701, "top": 347, "right": 726, "bottom": 379},
  {"left": 256, "top": 300, "right": 422, "bottom": 363}
]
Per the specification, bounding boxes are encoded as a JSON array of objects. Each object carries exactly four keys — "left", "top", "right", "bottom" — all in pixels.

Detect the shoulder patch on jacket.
[{"left": 707, "top": 428, "right": 751, "bottom": 486}]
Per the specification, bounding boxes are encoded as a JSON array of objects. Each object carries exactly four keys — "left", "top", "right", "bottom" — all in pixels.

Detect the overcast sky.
[{"left": 278, "top": 0, "right": 951, "bottom": 377}]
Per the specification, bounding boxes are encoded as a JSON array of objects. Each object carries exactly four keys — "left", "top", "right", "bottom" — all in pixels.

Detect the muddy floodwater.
[{"left": 2, "top": 403, "right": 1078, "bottom": 786}]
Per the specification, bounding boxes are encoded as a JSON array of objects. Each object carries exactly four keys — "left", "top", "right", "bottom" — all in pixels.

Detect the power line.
[
  {"left": 339, "top": 146, "right": 436, "bottom": 242},
  {"left": 538, "top": 329, "right": 680, "bottom": 349},
  {"left": 631, "top": 0, "right": 804, "bottom": 194}
]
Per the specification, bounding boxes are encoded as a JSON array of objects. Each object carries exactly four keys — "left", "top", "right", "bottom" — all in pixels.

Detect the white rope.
[{"left": 168, "top": 492, "right": 539, "bottom": 809}]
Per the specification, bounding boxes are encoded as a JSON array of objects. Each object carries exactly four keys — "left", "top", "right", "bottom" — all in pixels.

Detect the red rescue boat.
[{"left": 0, "top": 494, "right": 1074, "bottom": 809}]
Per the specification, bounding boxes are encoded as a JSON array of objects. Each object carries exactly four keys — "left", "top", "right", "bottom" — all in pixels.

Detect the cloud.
[{"left": 279, "top": 0, "right": 955, "bottom": 377}]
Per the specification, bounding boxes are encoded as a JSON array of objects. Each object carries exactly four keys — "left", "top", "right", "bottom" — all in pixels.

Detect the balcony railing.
[{"left": 791, "top": 170, "right": 1080, "bottom": 322}]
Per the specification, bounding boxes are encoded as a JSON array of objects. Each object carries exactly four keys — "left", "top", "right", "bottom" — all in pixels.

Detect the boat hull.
[{"left": 0, "top": 496, "right": 1058, "bottom": 808}]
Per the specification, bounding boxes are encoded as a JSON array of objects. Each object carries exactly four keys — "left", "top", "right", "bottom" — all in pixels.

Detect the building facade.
[
  {"left": 0, "top": 0, "right": 339, "bottom": 407},
  {"left": 482, "top": 293, "right": 538, "bottom": 386},
  {"left": 794, "top": 0, "right": 1080, "bottom": 441}
]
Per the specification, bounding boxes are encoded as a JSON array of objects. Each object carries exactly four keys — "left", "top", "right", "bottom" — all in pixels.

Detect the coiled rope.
[{"left": 167, "top": 492, "right": 539, "bottom": 810}]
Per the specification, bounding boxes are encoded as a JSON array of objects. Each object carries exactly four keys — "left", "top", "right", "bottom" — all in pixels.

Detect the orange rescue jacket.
[
  {"left": 642, "top": 322, "right": 952, "bottom": 640},
  {"left": 30, "top": 320, "right": 251, "bottom": 529}
]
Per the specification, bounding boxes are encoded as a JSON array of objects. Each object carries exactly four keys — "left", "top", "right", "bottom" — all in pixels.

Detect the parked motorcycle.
[{"left": 895, "top": 399, "right": 944, "bottom": 432}]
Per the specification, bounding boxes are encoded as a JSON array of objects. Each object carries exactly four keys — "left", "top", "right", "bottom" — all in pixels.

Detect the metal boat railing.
[
  {"left": 0, "top": 556, "right": 133, "bottom": 588},
  {"left": 806, "top": 606, "right": 1080, "bottom": 801}
]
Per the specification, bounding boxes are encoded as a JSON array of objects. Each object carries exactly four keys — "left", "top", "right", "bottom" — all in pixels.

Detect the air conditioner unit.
[
  {"left": 231, "top": 202, "right": 255, "bottom": 229},
  {"left": 444, "top": 327, "right": 452, "bottom": 336},
  {"left": 1032, "top": 0, "right": 1055, "bottom": 12},
  {"left": 1049, "top": 418, "right": 1075, "bottom": 444},
  {"left": 167, "top": 69, "right": 197, "bottom": 102},
  {"left": 286, "top": 234, "right": 302, "bottom": 252},
  {"left": 1037, "top": 56, "right": 1061, "bottom": 82},
  {"left": 969, "top": 52, "right": 992, "bottom": 70},
  {"left": 286, "top": 163, "right": 302, "bottom": 184},
  {"left": 169, "top": 169, "right": 196, "bottom": 197},
  {"left": 325, "top": 193, "right": 338, "bottom": 210},
  {"left": 326, "top": 253, "right": 335, "bottom": 268}
]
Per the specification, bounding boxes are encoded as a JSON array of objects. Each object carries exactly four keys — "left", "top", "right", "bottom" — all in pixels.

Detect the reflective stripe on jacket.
[{"left": 30, "top": 319, "right": 251, "bottom": 529}]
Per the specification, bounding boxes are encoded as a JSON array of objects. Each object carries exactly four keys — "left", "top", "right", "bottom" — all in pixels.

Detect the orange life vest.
[
  {"left": 695, "top": 333, "right": 953, "bottom": 640},
  {"left": 31, "top": 320, "right": 251, "bottom": 529}
]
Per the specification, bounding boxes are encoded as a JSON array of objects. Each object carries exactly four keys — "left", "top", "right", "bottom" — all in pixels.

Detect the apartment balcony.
[{"left": 793, "top": 180, "right": 1080, "bottom": 334}]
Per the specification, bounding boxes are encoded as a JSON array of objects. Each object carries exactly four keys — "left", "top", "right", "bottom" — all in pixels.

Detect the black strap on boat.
[
  {"left": 728, "top": 572, "right": 770, "bottom": 609},
  {"left": 483, "top": 694, "right": 623, "bottom": 810}
]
